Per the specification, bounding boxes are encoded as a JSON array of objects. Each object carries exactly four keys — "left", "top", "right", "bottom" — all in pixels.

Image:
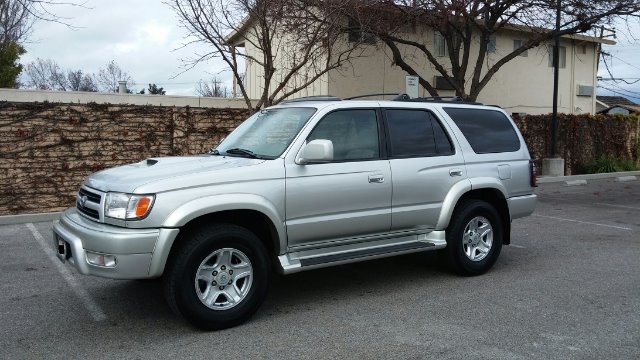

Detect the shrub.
[{"left": 586, "top": 155, "right": 637, "bottom": 174}]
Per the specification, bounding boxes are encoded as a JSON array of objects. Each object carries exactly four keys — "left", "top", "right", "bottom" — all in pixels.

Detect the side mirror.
[{"left": 298, "top": 139, "right": 333, "bottom": 164}]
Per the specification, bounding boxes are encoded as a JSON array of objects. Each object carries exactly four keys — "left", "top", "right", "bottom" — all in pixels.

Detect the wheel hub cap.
[
  {"left": 462, "top": 216, "right": 494, "bottom": 262},
  {"left": 194, "top": 248, "right": 253, "bottom": 311}
]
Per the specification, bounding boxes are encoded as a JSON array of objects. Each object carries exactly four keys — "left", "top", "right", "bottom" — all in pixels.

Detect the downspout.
[
  {"left": 591, "top": 42, "right": 599, "bottom": 114},
  {"left": 570, "top": 40, "right": 575, "bottom": 113}
]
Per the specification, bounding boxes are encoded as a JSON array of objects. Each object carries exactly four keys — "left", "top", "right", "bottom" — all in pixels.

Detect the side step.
[
  {"left": 278, "top": 231, "right": 447, "bottom": 274},
  {"left": 300, "top": 242, "right": 433, "bottom": 267}
]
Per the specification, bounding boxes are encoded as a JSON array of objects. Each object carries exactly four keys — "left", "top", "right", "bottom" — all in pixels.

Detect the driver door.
[{"left": 285, "top": 109, "right": 392, "bottom": 248}]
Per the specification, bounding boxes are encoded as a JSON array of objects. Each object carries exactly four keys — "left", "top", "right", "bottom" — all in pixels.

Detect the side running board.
[
  {"left": 300, "top": 242, "right": 433, "bottom": 267},
  {"left": 278, "top": 231, "right": 447, "bottom": 274}
]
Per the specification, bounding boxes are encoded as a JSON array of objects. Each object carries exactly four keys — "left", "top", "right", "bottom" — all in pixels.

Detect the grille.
[{"left": 76, "top": 187, "right": 102, "bottom": 220}]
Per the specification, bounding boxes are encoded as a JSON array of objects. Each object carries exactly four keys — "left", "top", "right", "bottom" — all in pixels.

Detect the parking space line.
[
  {"left": 595, "top": 203, "right": 640, "bottom": 211},
  {"left": 510, "top": 244, "right": 526, "bottom": 249},
  {"left": 533, "top": 215, "right": 632, "bottom": 231},
  {"left": 26, "top": 223, "right": 107, "bottom": 322}
]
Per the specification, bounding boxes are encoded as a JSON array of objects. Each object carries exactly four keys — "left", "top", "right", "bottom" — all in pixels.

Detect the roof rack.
[
  {"left": 280, "top": 95, "right": 341, "bottom": 104},
  {"left": 395, "top": 96, "right": 483, "bottom": 105},
  {"left": 344, "top": 93, "right": 410, "bottom": 100}
]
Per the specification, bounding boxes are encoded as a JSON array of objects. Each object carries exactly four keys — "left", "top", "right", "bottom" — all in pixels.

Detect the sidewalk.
[{"left": 1, "top": 171, "right": 638, "bottom": 226}]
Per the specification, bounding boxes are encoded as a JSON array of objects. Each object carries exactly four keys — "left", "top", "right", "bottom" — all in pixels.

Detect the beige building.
[{"left": 231, "top": 21, "right": 614, "bottom": 115}]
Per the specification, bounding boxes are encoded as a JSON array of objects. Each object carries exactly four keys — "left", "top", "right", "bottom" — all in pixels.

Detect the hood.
[{"left": 84, "top": 155, "right": 264, "bottom": 193}]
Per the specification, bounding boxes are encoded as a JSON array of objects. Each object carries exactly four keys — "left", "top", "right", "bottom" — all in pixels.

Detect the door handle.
[
  {"left": 449, "top": 169, "right": 463, "bottom": 177},
  {"left": 368, "top": 175, "right": 385, "bottom": 183}
]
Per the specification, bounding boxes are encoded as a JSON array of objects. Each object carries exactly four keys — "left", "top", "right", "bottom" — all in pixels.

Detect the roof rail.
[
  {"left": 344, "top": 93, "right": 410, "bottom": 100},
  {"left": 280, "top": 95, "right": 341, "bottom": 104},
  {"left": 395, "top": 96, "right": 483, "bottom": 105}
]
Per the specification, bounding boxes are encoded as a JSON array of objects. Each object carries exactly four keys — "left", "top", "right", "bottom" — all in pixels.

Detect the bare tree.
[
  {"left": 196, "top": 77, "right": 229, "bottom": 97},
  {"left": 67, "top": 69, "right": 98, "bottom": 92},
  {"left": 96, "top": 60, "right": 134, "bottom": 92},
  {"left": 168, "top": 0, "right": 366, "bottom": 110},
  {"left": 0, "top": 0, "right": 33, "bottom": 48},
  {"left": 1, "top": 0, "right": 84, "bottom": 48},
  {"left": 339, "top": 0, "right": 640, "bottom": 101},
  {"left": 24, "top": 57, "right": 68, "bottom": 90}
]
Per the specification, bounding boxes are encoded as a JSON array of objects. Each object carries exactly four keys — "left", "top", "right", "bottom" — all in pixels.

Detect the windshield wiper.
[
  {"left": 225, "top": 148, "right": 260, "bottom": 158},
  {"left": 208, "top": 148, "right": 221, "bottom": 155}
]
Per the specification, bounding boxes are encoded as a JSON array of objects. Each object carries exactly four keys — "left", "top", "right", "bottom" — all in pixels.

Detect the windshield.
[{"left": 215, "top": 107, "right": 316, "bottom": 159}]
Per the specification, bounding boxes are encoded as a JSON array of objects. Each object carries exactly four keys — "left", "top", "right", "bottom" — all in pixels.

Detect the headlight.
[{"left": 105, "top": 193, "right": 155, "bottom": 220}]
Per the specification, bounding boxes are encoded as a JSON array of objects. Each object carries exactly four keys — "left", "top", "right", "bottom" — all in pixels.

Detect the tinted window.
[
  {"left": 443, "top": 108, "right": 520, "bottom": 153},
  {"left": 386, "top": 110, "right": 453, "bottom": 157},
  {"left": 308, "top": 110, "right": 379, "bottom": 161},
  {"left": 432, "top": 115, "right": 454, "bottom": 154}
]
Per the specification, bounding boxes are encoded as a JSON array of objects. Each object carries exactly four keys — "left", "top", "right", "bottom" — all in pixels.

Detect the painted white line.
[
  {"left": 565, "top": 180, "right": 587, "bottom": 186},
  {"left": 533, "top": 215, "right": 632, "bottom": 231},
  {"left": 510, "top": 244, "right": 526, "bottom": 249},
  {"left": 615, "top": 176, "right": 637, "bottom": 182},
  {"left": 595, "top": 203, "right": 640, "bottom": 211},
  {"left": 26, "top": 223, "right": 107, "bottom": 322}
]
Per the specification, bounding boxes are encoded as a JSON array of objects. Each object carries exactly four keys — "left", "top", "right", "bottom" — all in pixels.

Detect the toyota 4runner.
[{"left": 53, "top": 95, "right": 537, "bottom": 330}]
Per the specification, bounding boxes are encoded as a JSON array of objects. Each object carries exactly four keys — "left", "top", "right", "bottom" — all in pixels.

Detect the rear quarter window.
[{"left": 443, "top": 107, "right": 520, "bottom": 153}]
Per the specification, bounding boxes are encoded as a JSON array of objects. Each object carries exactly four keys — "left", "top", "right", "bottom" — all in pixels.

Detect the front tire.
[
  {"left": 163, "top": 224, "right": 270, "bottom": 330},
  {"left": 444, "top": 200, "right": 503, "bottom": 276}
]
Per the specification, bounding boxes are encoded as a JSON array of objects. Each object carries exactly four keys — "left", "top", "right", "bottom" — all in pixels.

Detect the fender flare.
[
  {"left": 435, "top": 178, "right": 508, "bottom": 230},
  {"left": 163, "top": 193, "right": 286, "bottom": 253}
]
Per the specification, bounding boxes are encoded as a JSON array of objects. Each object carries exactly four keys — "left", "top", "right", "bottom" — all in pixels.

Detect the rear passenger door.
[{"left": 384, "top": 109, "right": 466, "bottom": 231}]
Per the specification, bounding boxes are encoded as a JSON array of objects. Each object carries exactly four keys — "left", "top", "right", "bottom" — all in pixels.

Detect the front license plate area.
[{"left": 54, "top": 234, "right": 69, "bottom": 262}]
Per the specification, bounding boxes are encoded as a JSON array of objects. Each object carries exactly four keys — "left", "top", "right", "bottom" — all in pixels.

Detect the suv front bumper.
[{"left": 52, "top": 208, "right": 179, "bottom": 279}]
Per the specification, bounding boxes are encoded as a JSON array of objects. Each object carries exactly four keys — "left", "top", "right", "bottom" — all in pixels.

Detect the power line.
[
  {"left": 608, "top": 53, "right": 640, "bottom": 73},
  {"left": 597, "top": 85, "right": 640, "bottom": 101},
  {"left": 605, "top": 81, "right": 640, "bottom": 96}
]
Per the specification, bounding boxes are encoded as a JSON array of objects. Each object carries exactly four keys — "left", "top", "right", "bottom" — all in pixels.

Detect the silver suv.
[{"left": 53, "top": 96, "right": 537, "bottom": 330}]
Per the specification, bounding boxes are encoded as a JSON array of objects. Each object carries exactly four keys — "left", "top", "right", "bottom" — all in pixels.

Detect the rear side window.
[
  {"left": 443, "top": 108, "right": 520, "bottom": 153},
  {"left": 385, "top": 109, "right": 454, "bottom": 157}
]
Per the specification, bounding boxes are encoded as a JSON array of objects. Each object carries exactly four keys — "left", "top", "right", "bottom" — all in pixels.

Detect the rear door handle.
[
  {"left": 449, "top": 169, "right": 463, "bottom": 177},
  {"left": 368, "top": 175, "right": 385, "bottom": 183}
]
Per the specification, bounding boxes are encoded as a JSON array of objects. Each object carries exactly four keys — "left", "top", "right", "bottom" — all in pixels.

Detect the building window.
[
  {"left": 548, "top": 46, "right": 567, "bottom": 68},
  {"left": 434, "top": 31, "right": 446, "bottom": 57},
  {"left": 487, "top": 35, "right": 497, "bottom": 53},
  {"left": 577, "top": 44, "right": 587, "bottom": 54},
  {"left": 348, "top": 19, "right": 377, "bottom": 45},
  {"left": 513, "top": 39, "right": 528, "bottom": 57}
]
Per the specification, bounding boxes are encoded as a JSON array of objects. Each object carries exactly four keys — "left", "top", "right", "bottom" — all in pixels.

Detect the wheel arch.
[
  {"left": 437, "top": 179, "right": 511, "bottom": 245},
  {"left": 149, "top": 195, "right": 286, "bottom": 277}
]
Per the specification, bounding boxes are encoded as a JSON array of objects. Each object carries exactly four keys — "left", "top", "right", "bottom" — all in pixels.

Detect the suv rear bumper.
[
  {"left": 52, "top": 208, "right": 179, "bottom": 279},
  {"left": 508, "top": 194, "right": 537, "bottom": 220}
]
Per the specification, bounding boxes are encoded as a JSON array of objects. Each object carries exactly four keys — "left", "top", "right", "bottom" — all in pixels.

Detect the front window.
[{"left": 215, "top": 107, "right": 316, "bottom": 159}]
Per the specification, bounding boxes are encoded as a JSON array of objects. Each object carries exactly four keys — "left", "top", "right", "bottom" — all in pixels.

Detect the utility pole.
[
  {"left": 550, "top": 0, "right": 560, "bottom": 158},
  {"left": 543, "top": 0, "right": 565, "bottom": 176}
]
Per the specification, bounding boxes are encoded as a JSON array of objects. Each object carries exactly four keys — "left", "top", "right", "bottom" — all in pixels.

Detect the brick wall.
[{"left": 0, "top": 101, "right": 249, "bottom": 215}]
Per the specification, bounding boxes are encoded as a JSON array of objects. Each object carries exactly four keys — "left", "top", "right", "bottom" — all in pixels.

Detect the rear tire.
[
  {"left": 444, "top": 200, "right": 503, "bottom": 276},
  {"left": 163, "top": 224, "right": 270, "bottom": 330}
]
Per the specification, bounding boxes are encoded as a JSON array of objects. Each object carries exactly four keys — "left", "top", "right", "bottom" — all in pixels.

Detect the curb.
[
  {"left": 538, "top": 170, "right": 640, "bottom": 185},
  {"left": 0, "top": 212, "right": 62, "bottom": 226}
]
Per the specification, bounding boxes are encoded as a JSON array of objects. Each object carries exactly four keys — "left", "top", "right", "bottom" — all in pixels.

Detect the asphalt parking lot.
[{"left": 1, "top": 177, "right": 638, "bottom": 359}]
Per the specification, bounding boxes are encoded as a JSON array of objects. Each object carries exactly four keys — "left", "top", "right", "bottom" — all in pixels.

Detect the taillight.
[{"left": 529, "top": 160, "right": 538, "bottom": 187}]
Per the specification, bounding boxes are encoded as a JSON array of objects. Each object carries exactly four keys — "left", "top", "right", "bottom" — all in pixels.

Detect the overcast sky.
[
  {"left": 21, "top": 0, "right": 230, "bottom": 96},
  {"left": 20, "top": 0, "right": 640, "bottom": 100}
]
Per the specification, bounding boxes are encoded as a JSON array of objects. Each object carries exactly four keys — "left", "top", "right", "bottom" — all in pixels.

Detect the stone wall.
[
  {"left": 2, "top": 100, "right": 639, "bottom": 215},
  {"left": 514, "top": 113, "right": 640, "bottom": 175},
  {"left": 0, "top": 101, "right": 249, "bottom": 215}
]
